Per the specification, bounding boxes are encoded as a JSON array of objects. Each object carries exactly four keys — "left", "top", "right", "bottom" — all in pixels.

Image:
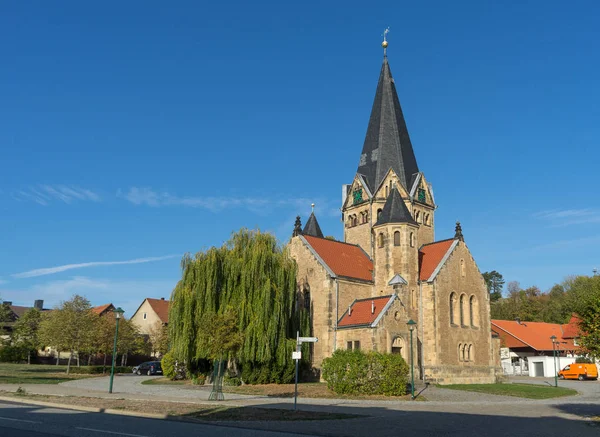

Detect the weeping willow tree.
[{"left": 169, "top": 229, "right": 310, "bottom": 383}]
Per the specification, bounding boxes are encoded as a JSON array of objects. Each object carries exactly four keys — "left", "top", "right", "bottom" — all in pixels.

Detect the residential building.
[{"left": 130, "top": 298, "right": 169, "bottom": 335}]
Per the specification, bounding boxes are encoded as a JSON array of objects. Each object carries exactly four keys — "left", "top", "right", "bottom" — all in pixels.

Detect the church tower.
[{"left": 342, "top": 38, "right": 436, "bottom": 257}]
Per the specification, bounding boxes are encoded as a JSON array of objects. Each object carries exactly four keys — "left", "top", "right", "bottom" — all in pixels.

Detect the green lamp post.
[
  {"left": 108, "top": 307, "right": 125, "bottom": 394},
  {"left": 550, "top": 335, "right": 558, "bottom": 387},
  {"left": 407, "top": 319, "right": 417, "bottom": 400}
]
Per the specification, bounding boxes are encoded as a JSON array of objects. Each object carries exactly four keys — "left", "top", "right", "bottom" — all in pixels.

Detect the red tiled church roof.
[
  {"left": 146, "top": 298, "right": 170, "bottom": 324},
  {"left": 491, "top": 319, "right": 576, "bottom": 351},
  {"left": 302, "top": 235, "right": 373, "bottom": 282},
  {"left": 338, "top": 296, "right": 394, "bottom": 328},
  {"left": 419, "top": 239, "right": 455, "bottom": 281}
]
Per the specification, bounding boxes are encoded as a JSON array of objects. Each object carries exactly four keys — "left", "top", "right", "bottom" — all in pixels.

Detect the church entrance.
[{"left": 391, "top": 336, "right": 406, "bottom": 360}]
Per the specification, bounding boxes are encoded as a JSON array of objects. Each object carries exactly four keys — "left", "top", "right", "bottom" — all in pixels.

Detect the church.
[{"left": 289, "top": 37, "right": 500, "bottom": 384}]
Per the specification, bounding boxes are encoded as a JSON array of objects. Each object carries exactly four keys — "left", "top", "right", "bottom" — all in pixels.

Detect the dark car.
[{"left": 132, "top": 361, "right": 162, "bottom": 376}]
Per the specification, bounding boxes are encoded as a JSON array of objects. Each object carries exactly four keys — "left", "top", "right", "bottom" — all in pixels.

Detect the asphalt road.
[{"left": 0, "top": 400, "right": 313, "bottom": 437}]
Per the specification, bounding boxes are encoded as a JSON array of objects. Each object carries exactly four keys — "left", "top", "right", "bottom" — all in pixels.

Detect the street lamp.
[
  {"left": 407, "top": 319, "right": 417, "bottom": 400},
  {"left": 109, "top": 307, "right": 125, "bottom": 394},
  {"left": 550, "top": 335, "right": 558, "bottom": 388}
]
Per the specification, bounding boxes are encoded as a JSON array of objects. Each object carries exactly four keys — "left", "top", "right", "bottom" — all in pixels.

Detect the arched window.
[
  {"left": 458, "top": 343, "right": 463, "bottom": 362},
  {"left": 424, "top": 214, "right": 430, "bottom": 225},
  {"left": 394, "top": 231, "right": 400, "bottom": 246},
  {"left": 378, "top": 233, "right": 384, "bottom": 248},
  {"left": 460, "top": 259, "right": 466, "bottom": 277},
  {"left": 385, "top": 185, "right": 389, "bottom": 197},
  {"left": 459, "top": 294, "right": 466, "bottom": 326},
  {"left": 450, "top": 293, "right": 457, "bottom": 325},
  {"left": 415, "top": 211, "right": 420, "bottom": 223},
  {"left": 391, "top": 336, "right": 405, "bottom": 359},
  {"left": 410, "top": 232, "right": 415, "bottom": 247},
  {"left": 377, "top": 208, "right": 383, "bottom": 220},
  {"left": 304, "top": 290, "right": 310, "bottom": 309},
  {"left": 353, "top": 215, "right": 358, "bottom": 226},
  {"left": 364, "top": 211, "right": 369, "bottom": 223},
  {"left": 470, "top": 296, "right": 478, "bottom": 327},
  {"left": 468, "top": 344, "right": 473, "bottom": 362},
  {"left": 463, "top": 344, "right": 468, "bottom": 362}
]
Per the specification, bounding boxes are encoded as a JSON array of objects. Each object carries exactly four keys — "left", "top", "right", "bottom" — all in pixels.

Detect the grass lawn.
[
  {"left": 440, "top": 383, "right": 577, "bottom": 399},
  {"left": 0, "top": 363, "right": 99, "bottom": 384},
  {"left": 143, "top": 378, "right": 422, "bottom": 401},
  {"left": 0, "top": 391, "right": 359, "bottom": 421}
]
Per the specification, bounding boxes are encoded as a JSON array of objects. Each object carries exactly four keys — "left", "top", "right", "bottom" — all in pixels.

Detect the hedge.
[
  {"left": 69, "top": 366, "right": 132, "bottom": 374},
  {"left": 322, "top": 349, "right": 409, "bottom": 396}
]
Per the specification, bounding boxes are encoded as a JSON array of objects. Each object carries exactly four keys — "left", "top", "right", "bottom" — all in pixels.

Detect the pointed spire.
[
  {"left": 356, "top": 53, "right": 419, "bottom": 193},
  {"left": 454, "top": 221, "right": 464, "bottom": 241},
  {"left": 292, "top": 216, "right": 303, "bottom": 237},
  {"left": 375, "top": 188, "right": 417, "bottom": 226},
  {"left": 303, "top": 207, "right": 324, "bottom": 238}
]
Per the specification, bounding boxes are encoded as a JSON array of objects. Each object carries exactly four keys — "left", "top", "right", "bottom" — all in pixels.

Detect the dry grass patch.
[{"left": 0, "top": 391, "right": 358, "bottom": 421}]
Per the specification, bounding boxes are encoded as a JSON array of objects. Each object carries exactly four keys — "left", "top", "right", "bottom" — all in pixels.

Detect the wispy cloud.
[
  {"left": 0, "top": 279, "right": 7, "bottom": 285},
  {"left": 533, "top": 209, "right": 600, "bottom": 227},
  {"left": 529, "top": 235, "right": 600, "bottom": 251},
  {"left": 12, "top": 255, "right": 179, "bottom": 279},
  {"left": 12, "top": 185, "right": 101, "bottom": 205},
  {"left": 118, "top": 187, "right": 337, "bottom": 215}
]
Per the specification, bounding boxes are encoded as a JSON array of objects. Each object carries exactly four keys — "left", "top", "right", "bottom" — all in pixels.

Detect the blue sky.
[{"left": 1, "top": 1, "right": 599, "bottom": 315}]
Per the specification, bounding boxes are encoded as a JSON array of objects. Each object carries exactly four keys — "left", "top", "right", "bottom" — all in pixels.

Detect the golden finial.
[{"left": 382, "top": 27, "right": 390, "bottom": 54}]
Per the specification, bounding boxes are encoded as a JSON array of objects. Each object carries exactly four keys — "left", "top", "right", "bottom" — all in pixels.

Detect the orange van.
[{"left": 558, "top": 363, "right": 598, "bottom": 380}]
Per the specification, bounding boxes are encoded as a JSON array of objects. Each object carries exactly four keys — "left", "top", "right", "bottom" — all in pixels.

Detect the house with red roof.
[
  {"left": 287, "top": 42, "right": 499, "bottom": 384},
  {"left": 491, "top": 316, "right": 583, "bottom": 377},
  {"left": 91, "top": 303, "right": 115, "bottom": 317},
  {"left": 130, "top": 297, "right": 169, "bottom": 336}
]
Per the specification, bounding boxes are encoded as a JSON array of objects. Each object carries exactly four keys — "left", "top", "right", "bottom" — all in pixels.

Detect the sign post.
[{"left": 293, "top": 332, "right": 318, "bottom": 411}]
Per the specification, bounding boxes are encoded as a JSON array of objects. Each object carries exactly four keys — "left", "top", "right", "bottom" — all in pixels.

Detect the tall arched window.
[
  {"left": 394, "top": 231, "right": 400, "bottom": 246},
  {"left": 458, "top": 343, "right": 463, "bottom": 362},
  {"left": 415, "top": 211, "right": 420, "bottom": 223},
  {"left": 463, "top": 344, "right": 468, "bottom": 362},
  {"left": 410, "top": 232, "right": 415, "bottom": 247},
  {"left": 385, "top": 185, "right": 389, "bottom": 197},
  {"left": 377, "top": 208, "right": 382, "bottom": 220},
  {"left": 459, "top": 294, "right": 466, "bottom": 326},
  {"left": 450, "top": 293, "right": 457, "bottom": 325},
  {"left": 470, "top": 296, "right": 478, "bottom": 327},
  {"left": 378, "top": 233, "right": 384, "bottom": 248},
  {"left": 467, "top": 344, "right": 473, "bottom": 362},
  {"left": 424, "top": 214, "right": 430, "bottom": 225},
  {"left": 303, "top": 290, "right": 310, "bottom": 309}
]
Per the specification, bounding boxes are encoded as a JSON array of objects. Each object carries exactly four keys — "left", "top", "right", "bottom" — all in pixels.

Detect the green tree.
[
  {"left": 0, "top": 298, "right": 12, "bottom": 336},
  {"left": 169, "top": 229, "right": 310, "bottom": 383},
  {"left": 197, "top": 309, "right": 243, "bottom": 361},
  {"left": 38, "top": 295, "right": 96, "bottom": 373},
  {"left": 148, "top": 321, "right": 169, "bottom": 358},
  {"left": 482, "top": 271, "right": 505, "bottom": 302},
  {"left": 12, "top": 308, "right": 42, "bottom": 364},
  {"left": 564, "top": 275, "right": 600, "bottom": 357}
]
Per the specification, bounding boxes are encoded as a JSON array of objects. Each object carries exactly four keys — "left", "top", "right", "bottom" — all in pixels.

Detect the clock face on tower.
[
  {"left": 418, "top": 188, "right": 426, "bottom": 203},
  {"left": 353, "top": 189, "right": 363, "bottom": 205}
]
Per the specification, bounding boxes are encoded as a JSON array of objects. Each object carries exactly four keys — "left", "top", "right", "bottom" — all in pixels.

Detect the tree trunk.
[
  {"left": 103, "top": 354, "right": 107, "bottom": 374},
  {"left": 87, "top": 354, "right": 92, "bottom": 366},
  {"left": 27, "top": 351, "right": 31, "bottom": 365},
  {"left": 56, "top": 351, "right": 60, "bottom": 365},
  {"left": 66, "top": 352, "right": 72, "bottom": 374},
  {"left": 76, "top": 352, "right": 80, "bottom": 367}
]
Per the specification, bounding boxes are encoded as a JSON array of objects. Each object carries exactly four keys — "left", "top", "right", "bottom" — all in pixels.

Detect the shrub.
[
  {"left": 575, "top": 356, "right": 594, "bottom": 364},
  {"left": 322, "top": 349, "right": 409, "bottom": 396},
  {"left": 161, "top": 351, "right": 176, "bottom": 380},
  {"left": 224, "top": 374, "right": 241, "bottom": 386},
  {"left": 0, "top": 345, "right": 28, "bottom": 363},
  {"left": 69, "top": 366, "right": 132, "bottom": 374},
  {"left": 191, "top": 373, "right": 206, "bottom": 385}
]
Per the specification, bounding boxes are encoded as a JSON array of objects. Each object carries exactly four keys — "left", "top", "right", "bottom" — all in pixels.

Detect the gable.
[
  {"left": 410, "top": 173, "right": 434, "bottom": 206},
  {"left": 343, "top": 174, "right": 372, "bottom": 210},
  {"left": 372, "top": 168, "right": 409, "bottom": 200},
  {"left": 301, "top": 235, "right": 373, "bottom": 282}
]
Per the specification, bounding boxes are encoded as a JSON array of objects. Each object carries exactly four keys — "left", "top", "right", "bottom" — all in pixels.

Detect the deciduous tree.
[{"left": 12, "top": 308, "right": 42, "bottom": 364}]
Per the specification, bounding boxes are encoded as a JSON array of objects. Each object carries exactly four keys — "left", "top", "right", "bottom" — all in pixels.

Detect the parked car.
[
  {"left": 132, "top": 361, "right": 163, "bottom": 376},
  {"left": 558, "top": 363, "right": 598, "bottom": 381}
]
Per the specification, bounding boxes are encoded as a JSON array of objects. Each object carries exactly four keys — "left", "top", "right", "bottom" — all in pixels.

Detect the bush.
[
  {"left": 575, "top": 356, "right": 595, "bottom": 364},
  {"left": 161, "top": 351, "right": 176, "bottom": 380},
  {"left": 224, "top": 374, "right": 241, "bottom": 386},
  {"left": 191, "top": 373, "right": 206, "bottom": 385},
  {"left": 69, "top": 366, "right": 132, "bottom": 374},
  {"left": 0, "top": 345, "right": 28, "bottom": 363},
  {"left": 322, "top": 350, "right": 409, "bottom": 396}
]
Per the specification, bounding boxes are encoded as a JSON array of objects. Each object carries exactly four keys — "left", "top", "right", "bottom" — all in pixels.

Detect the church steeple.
[
  {"left": 303, "top": 205, "right": 324, "bottom": 238},
  {"left": 356, "top": 49, "right": 419, "bottom": 193}
]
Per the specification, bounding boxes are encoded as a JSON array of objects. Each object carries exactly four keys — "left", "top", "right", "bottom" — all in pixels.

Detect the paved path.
[{"left": 2, "top": 376, "right": 600, "bottom": 436}]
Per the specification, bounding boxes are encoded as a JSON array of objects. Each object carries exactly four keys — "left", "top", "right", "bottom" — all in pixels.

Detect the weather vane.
[{"left": 382, "top": 27, "right": 390, "bottom": 56}]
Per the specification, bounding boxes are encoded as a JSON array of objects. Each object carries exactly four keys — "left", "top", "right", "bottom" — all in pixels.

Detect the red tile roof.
[
  {"left": 92, "top": 303, "right": 115, "bottom": 316},
  {"left": 492, "top": 319, "right": 576, "bottom": 351},
  {"left": 562, "top": 315, "right": 582, "bottom": 339},
  {"left": 338, "top": 296, "right": 394, "bottom": 327},
  {"left": 419, "top": 239, "right": 455, "bottom": 281},
  {"left": 302, "top": 235, "right": 373, "bottom": 282},
  {"left": 146, "top": 298, "right": 170, "bottom": 324}
]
